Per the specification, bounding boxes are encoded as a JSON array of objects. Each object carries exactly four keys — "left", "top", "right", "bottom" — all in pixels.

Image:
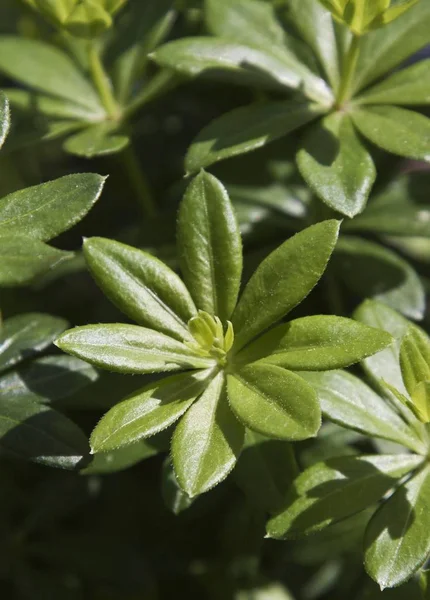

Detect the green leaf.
[
  {"left": 345, "top": 203, "right": 430, "bottom": 238},
  {"left": 161, "top": 457, "right": 195, "bottom": 514},
  {"left": 364, "top": 465, "right": 430, "bottom": 589},
  {"left": 63, "top": 124, "right": 130, "bottom": 158},
  {"left": 0, "top": 36, "right": 103, "bottom": 114},
  {"left": 172, "top": 371, "right": 244, "bottom": 496},
  {"left": 353, "top": 0, "right": 430, "bottom": 92},
  {"left": 300, "top": 370, "right": 426, "bottom": 453},
  {"left": 334, "top": 236, "right": 425, "bottom": 320},
  {"left": 358, "top": 59, "right": 430, "bottom": 106},
  {"left": 178, "top": 171, "right": 242, "bottom": 322},
  {"left": 0, "top": 393, "right": 89, "bottom": 469},
  {"left": 351, "top": 106, "right": 430, "bottom": 162},
  {"left": 0, "top": 91, "right": 10, "bottom": 149},
  {"left": 297, "top": 113, "right": 376, "bottom": 218},
  {"left": 82, "top": 430, "right": 169, "bottom": 474},
  {"left": 90, "top": 370, "right": 210, "bottom": 452},
  {"left": 399, "top": 325, "right": 430, "bottom": 422},
  {"left": 234, "top": 429, "right": 299, "bottom": 513},
  {"left": 0, "top": 313, "right": 67, "bottom": 373},
  {"left": 227, "top": 363, "right": 321, "bottom": 441},
  {"left": 0, "top": 234, "right": 74, "bottom": 286},
  {"left": 205, "top": 0, "right": 332, "bottom": 103},
  {"left": 152, "top": 38, "right": 326, "bottom": 96},
  {"left": 0, "top": 173, "right": 105, "bottom": 242},
  {"left": 4, "top": 87, "right": 103, "bottom": 121},
  {"left": 0, "top": 355, "right": 98, "bottom": 404},
  {"left": 185, "top": 101, "right": 322, "bottom": 175},
  {"left": 287, "top": 0, "right": 340, "bottom": 90},
  {"left": 235, "top": 315, "right": 392, "bottom": 371},
  {"left": 83, "top": 237, "right": 197, "bottom": 342},
  {"left": 267, "top": 454, "right": 423, "bottom": 539},
  {"left": 232, "top": 220, "right": 340, "bottom": 351},
  {"left": 55, "top": 324, "right": 214, "bottom": 374}
]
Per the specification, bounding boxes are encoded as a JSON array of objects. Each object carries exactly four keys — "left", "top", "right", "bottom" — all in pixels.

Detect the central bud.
[{"left": 185, "top": 311, "right": 234, "bottom": 365}]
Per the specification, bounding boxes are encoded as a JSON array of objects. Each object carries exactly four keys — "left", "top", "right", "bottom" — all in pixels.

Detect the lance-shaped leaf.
[
  {"left": 400, "top": 325, "right": 430, "bottom": 395},
  {"left": 0, "top": 234, "right": 73, "bottom": 286},
  {"left": 345, "top": 202, "right": 430, "bottom": 238},
  {"left": 0, "top": 355, "right": 98, "bottom": 404},
  {"left": 153, "top": 38, "right": 326, "bottom": 96},
  {"left": 227, "top": 363, "right": 321, "bottom": 441},
  {"left": 235, "top": 315, "right": 392, "bottom": 371},
  {"left": 90, "top": 370, "right": 211, "bottom": 452},
  {"left": 353, "top": 0, "right": 430, "bottom": 92},
  {"left": 301, "top": 370, "right": 426, "bottom": 454},
  {"left": 0, "top": 313, "right": 67, "bottom": 373},
  {"left": 0, "top": 394, "right": 89, "bottom": 469},
  {"left": 334, "top": 236, "right": 425, "bottom": 320},
  {"left": 364, "top": 465, "right": 430, "bottom": 589},
  {"left": 205, "top": 0, "right": 332, "bottom": 103},
  {"left": 172, "top": 371, "right": 244, "bottom": 496},
  {"left": 63, "top": 124, "right": 130, "bottom": 158},
  {"left": 232, "top": 220, "right": 340, "bottom": 351},
  {"left": 83, "top": 237, "right": 197, "bottom": 342},
  {"left": 82, "top": 430, "right": 170, "bottom": 475},
  {"left": 297, "top": 113, "right": 376, "bottom": 218},
  {"left": 0, "top": 174, "right": 105, "bottom": 242},
  {"left": 178, "top": 171, "right": 242, "bottom": 322},
  {"left": 234, "top": 429, "right": 298, "bottom": 513},
  {"left": 0, "top": 36, "right": 103, "bottom": 114},
  {"left": 185, "top": 101, "right": 322, "bottom": 175},
  {"left": 358, "top": 59, "right": 430, "bottom": 106},
  {"left": 0, "top": 91, "right": 10, "bottom": 149},
  {"left": 267, "top": 454, "right": 423, "bottom": 539},
  {"left": 351, "top": 106, "right": 430, "bottom": 162},
  {"left": 55, "top": 324, "right": 214, "bottom": 374},
  {"left": 287, "top": 0, "right": 340, "bottom": 91}
]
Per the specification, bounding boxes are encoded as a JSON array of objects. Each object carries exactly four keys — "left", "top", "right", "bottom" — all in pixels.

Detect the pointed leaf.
[
  {"left": 0, "top": 173, "right": 105, "bottom": 242},
  {"left": 358, "top": 59, "right": 430, "bottom": 106},
  {"left": 334, "top": 236, "right": 425, "bottom": 320},
  {"left": 4, "top": 87, "right": 101, "bottom": 121},
  {"left": 301, "top": 370, "right": 426, "bottom": 453},
  {"left": 0, "top": 234, "right": 73, "bottom": 286},
  {"left": 185, "top": 101, "right": 322, "bottom": 175},
  {"left": 232, "top": 220, "right": 340, "bottom": 351},
  {"left": 161, "top": 458, "right": 195, "bottom": 514},
  {"left": 400, "top": 325, "right": 430, "bottom": 397},
  {"left": 83, "top": 237, "right": 197, "bottom": 341},
  {"left": 297, "top": 113, "right": 376, "bottom": 218},
  {"left": 287, "top": 0, "right": 340, "bottom": 90},
  {"left": 0, "top": 91, "right": 10, "bottom": 149},
  {"left": 351, "top": 106, "right": 430, "bottom": 162},
  {"left": 0, "top": 313, "right": 67, "bottom": 372},
  {"left": 353, "top": 0, "right": 430, "bottom": 92},
  {"left": 235, "top": 315, "right": 392, "bottom": 371},
  {"left": 227, "top": 363, "right": 321, "bottom": 441},
  {"left": 0, "top": 355, "right": 98, "bottom": 404},
  {"left": 267, "top": 454, "right": 423, "bottom": 539},
  {"left": 365, "top": 466, "right": 430, "bottom": 589},
  {"left": 63, "top": 124, "right": 130, "bottom": 158},
  {"left": 90, "top": 370, "right": 210, "bottom": 452},
  {"left": 56, "top": 324, "right": 214, "bottom": 374},
  {"left": 0, "top": 36, "right": 103, "bottom": 114},
  {"left": 0, "top": 394, "right": 89, "bottom": 469},
  {"left": 234, "top": 429, "right": 299, "bottom": 513},
  {"left": 178, "top": 171, "right": 242, "bottom": 322},
  {"left": 172, "top": 372, "right": 244, "bottom": 496}
]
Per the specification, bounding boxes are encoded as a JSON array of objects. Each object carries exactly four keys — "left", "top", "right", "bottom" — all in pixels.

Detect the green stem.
[
  {"left": 88, "top": 42, "right": 120, "bottom": 120},
  {"left": 121, "top": 143, "right": 157, "bottom": 218},
  {"left": 337, "top": 34, "right": 361, "bottom": 107}
]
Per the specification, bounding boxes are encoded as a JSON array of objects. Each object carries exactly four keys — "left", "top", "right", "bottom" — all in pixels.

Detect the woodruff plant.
[{"left": 56, "top": 171, "right": 390, "bottom": 497}]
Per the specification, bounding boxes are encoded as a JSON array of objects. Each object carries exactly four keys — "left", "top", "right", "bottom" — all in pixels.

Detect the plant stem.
[
  {"left": 337, "top": 34, "right": 361, "bottom": 107},
  {"left": 121, "top": 143, "right": 157, "bottom": 218},
  {"left": 88, "top": 42, "right": 120, "bottom": 120}
]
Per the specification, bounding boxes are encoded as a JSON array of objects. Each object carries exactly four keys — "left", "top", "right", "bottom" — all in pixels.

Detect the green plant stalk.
[
  {"left": 88, "top": 42, "right": 120, "bottom": 120},
  {"left": 337, "top": 34, "right": 361, "bottom": 107},
  {"left": 121, "top": 143, "right": 157, "bottom": 218}
]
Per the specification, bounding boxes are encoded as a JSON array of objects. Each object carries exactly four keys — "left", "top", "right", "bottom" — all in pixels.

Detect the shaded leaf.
[
  {"left": 161, "top": 457, "right": 195, "bottom": 514},
  {"left": 0, "top": 91, "right": 10, "bottom": 149},
  {"left": 63, "top": 124, "right": 130, "bottom": 158}
]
